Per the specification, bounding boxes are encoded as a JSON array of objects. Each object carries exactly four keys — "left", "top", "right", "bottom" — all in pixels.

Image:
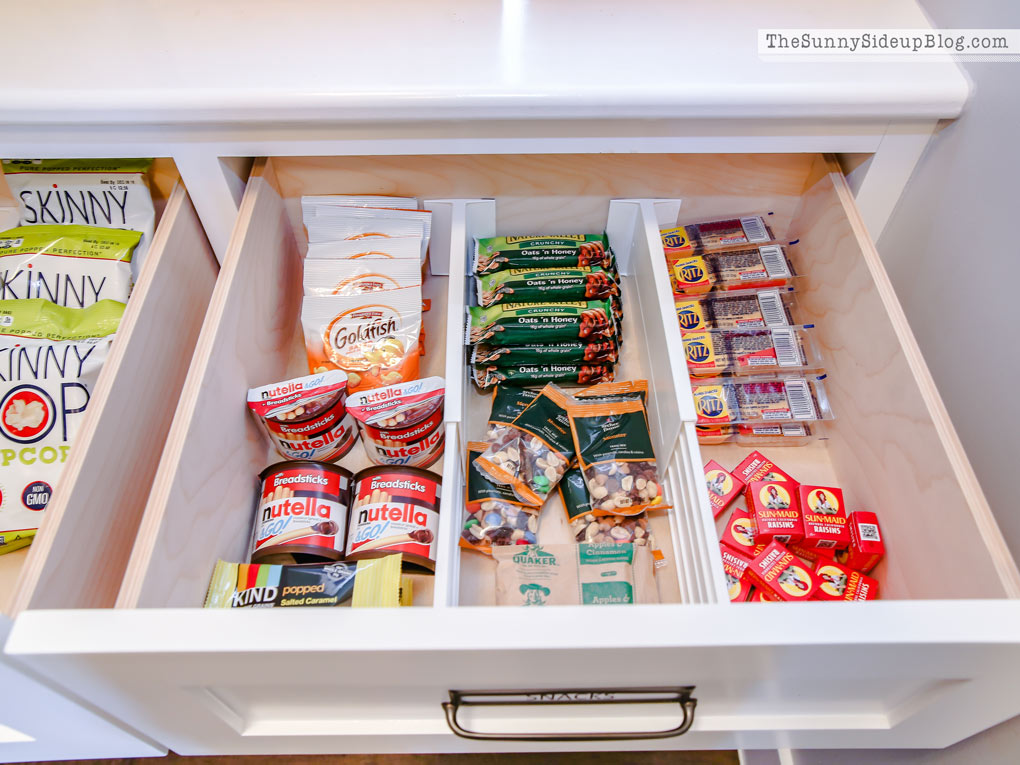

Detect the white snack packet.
[
  {"left": 0, "top": 299, "right": 123, "bottom": 553},
  {"left": 0, "top": 225, "right": 139, "bottom": 307},
  {"left": 306, "top": 207, "right": 431, "bottom": 263},
  {"left": 303, "top": 257, "right": 422, "bottom": 297},
  {"left": 2, "top": 159, "right": 156, "bottom": 278},
  {"left": 301, "top": 195, "right": 418, "bottom": 224},
  {"left": 305, "top": 236, "right": 421, "bottom": 261}
]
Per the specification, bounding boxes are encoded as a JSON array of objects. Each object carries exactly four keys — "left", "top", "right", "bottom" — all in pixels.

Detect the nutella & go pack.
[
  {"left": 798, "top": 485, "right": 850, "bottom": 550},
  {"left": 247, "top": 371, "right": 358, "bottom": 462},
  {"left": 747, "top": 480, "right": 803, "bottom": 544},
  {"left": 346, "top": 377, "right": 445, "bottom": 468},
  {"left": 836, "top": 511, "right": 885, "bottom": 573},
  {"left": 813, "top": 557, "right": 879, "bottom": 601},
  {"left": 704, "top": 459, "right": 743, "bottom": 518},
  {"left": 745, "top": 540, "right": 819, "bottom": 602}
]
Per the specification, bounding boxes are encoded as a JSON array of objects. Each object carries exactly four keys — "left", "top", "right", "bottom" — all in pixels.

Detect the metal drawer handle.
[{"left": 442, "top": 686, "right": 697, "bottom": 742}]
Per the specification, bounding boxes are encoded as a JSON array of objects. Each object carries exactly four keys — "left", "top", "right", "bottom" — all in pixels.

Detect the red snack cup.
[
  {"left": 720, "top": 544, "right": 753, "bottom": 602},
  {"left": 705, "top": 460, "right": 744, "bottom": 519},
  {"left": 812, "top": 557, "right": 879, "bottom": 601},
  {"left": 798, "top": 485, "right": 850, "bottom": 550},
  {"left": 733, "top": 450, "right": 798, "bottom": 486},
  {"left": 836, "top": 511, "right": 885, "bottom": 574},
  {"left": 745, "top": 540, "right": 820, "bottom": 602},
  {"left": 747, "top": 480, "right": 803, "bottom": 544},
  {"left": 720, "top": 505, "right": 759, "bottom": 556}
]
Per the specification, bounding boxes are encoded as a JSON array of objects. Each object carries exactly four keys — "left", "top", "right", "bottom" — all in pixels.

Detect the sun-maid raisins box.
[
  {"left": 720, "top": 544, "right": 753, "bottom": 602},
  {"left": 704, "top": 459, "right": 744, "bottom": 518},
  {"left": 734, "top": 450, "right": 798, "bottom": 486},
  {"left": 747, "top": 480, "right": 804, "bottom": 544},
  {"left": 836, "top": 511, "right": 885, "bottom": 574},
  {"left": 812, "top": 557, "right": 879, "bottom": 601},
  {"left": 745, "top": 540, "right": 820, "bottom": 602},
  {"left": 719, "top": 505, "right": 762, "bottom": 557},
  {"left": 798, "top": 485, "right": 851, "bottom": 550}
]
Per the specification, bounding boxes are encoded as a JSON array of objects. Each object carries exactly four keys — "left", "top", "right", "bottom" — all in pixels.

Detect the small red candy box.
[
  {"left": 812, "top": 557, "right": 879, "bottom": 601},
  {"left": 745, "top": 540, "right": 820, "bottom": 602},
  {"left": 705, "top": 460, "right": 744, "bottom": 519},
  {"left": 799, "top": 485, "right": 850, "bottom": 550},
  {"left": 836, "top": 511, "right": 885, "bottom": 574},
  {"left": 747, "top": 480, "right": 803, "bottom": 544}
]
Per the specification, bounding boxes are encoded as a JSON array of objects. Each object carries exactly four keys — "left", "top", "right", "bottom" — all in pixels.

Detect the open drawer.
[
  {"left": 0, "top": 160, "right": 218, "bottom": 760},
  {"left": 7, "top": 154, "right": 1020, "bottom": 756}
]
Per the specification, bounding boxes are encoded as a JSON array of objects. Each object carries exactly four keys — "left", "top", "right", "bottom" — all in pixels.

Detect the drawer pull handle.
[{"left": 441, "top": 686, "right": 697, "bottom": 742}]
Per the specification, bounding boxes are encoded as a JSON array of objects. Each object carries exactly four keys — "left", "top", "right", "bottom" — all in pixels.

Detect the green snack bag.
[
  {"left": 472, "top": 339, "right": 618, "bottom": 367},
  {"left": 473, "top": 234, "right": 612, "bottom": 274},
  {"left": 477, "top": 266, "right": 619, "bottom": 306},
  {"left": 466, "top": 300, "right": 614, "bottom": 346},
  {"left": 472, "top": 363, "right": 614, "bottom": 389}
]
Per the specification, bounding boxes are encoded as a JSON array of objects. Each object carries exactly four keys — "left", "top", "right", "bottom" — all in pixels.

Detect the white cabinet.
[{"left": 6, "top": 152, "right": 1018, "bottom": 755}]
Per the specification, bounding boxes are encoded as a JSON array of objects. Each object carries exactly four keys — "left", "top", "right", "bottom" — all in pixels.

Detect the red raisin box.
[
  {"left": 798, "top": 485, "right": 851, "bottom": 550},
  {"left": 720, "top": 505, "right": 761, "bottom": 557},
  {"left": 813, "top": 557, "right": 879, "bottom": 601},
  {"left": 836, "top": 511, "right": 885, "bottom": 574},
  {"left": 705, "top": 459, "right": 744, "bottom": 519},
  {"left": 747, "top": 480, "right": 804, "bottom": 544},
  {"left": 733, "top": 449, "right": 798, "bottom": 487},
  {"left": 720, "top": 544, "right": 753, "bottom": 602},
  {"left": 745, "top": 540, "right": 820, "bottom": 602}
]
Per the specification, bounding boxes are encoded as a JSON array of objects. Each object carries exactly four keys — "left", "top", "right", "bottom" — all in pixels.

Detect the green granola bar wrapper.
[
  {"left": 466, "top": 300, "right": 615, "bottom": 346},
  {"left": 473, "top": 234, "right": 612, "bottom": 274},
  {"left": 472, "top": 363, "right": 614, "bottom": 389},
  {"left": 477, "top": 266, "right": 618, "bottom": 306},
  {"left": 472, "top": 339, "right": 618, "bottom": 367}
]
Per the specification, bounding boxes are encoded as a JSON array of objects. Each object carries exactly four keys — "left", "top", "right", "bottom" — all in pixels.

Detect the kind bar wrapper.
[
  {"left": 462, "top": 442, "right": 539, "bottom": 555},
  {"left": 302, "top": 286, "right": 421, "bottom": 394},
  {"left": 733, "top": 450, "right": 798, "bottom": 486},
  {"left": 472, "top": 339, "right": 618, "bottom": 367},
  {"left": 691, "top": 375, "right": 831, "bottom": 426},
  {"left": 466, "top": 300, "right": 614, "bottom": 346},
  {"left": 719, "top": 505, "right": 761, "bottom": 556},
  {"left": 303, "top": 257, "right": 421, "bottom": 296},
  {"left": 0, "top": 225, "right": 139, "bottom": 307},
  {"left": 474, "top": 235, "right": 612, "bottom": 275},
  {"left": 0, "top": 299, "right": 123, "bottom": 551},
  {"left": 472, "top": 363, "right": 614, "bottom": 389},
  {"left": 477, "top": 265, "right": 618, "bottom": 306},
  {"left": 204, "top": 555, "right": 406, "bottom": 608},
  {"left": 745, "top": 540, "right": 819, "bottom": 602},
  {"left": 305, "top": 237, "right": 421, "bottom": 261},
  {"left": 661, "top": 215, "right": 774, "bottom": 257},
  {"left": 798, "top": 485, "right": 850, "bottom": 550},
  {"left": 720, "top": 544, "right": 753, "bottom": 602},
  {"left": 704, "top": 460, "right": 743, "bottom": 519},
  {"left": 567, "top": 397, "right": 668, "bottom": 517},
  {"left": 676, "top": 288, "right": 795, "bottom": 331},
  {"left": 246, "top": 371, "right": 357, "bottom": 462},
  {"left": 681, "top": 326, "right": 820, "bottom": 377},
  {"left": 747, "top": 480, "right": 804, "bottom": 544},
  {"left": 836, "top": 511, "right": 885, "bottom": 574},
  {"left": 475, "top": 384, "right": 574, "bottom": 505},
  {"left": 3, "top": 158, "right": 155, "bottom": 273},
  {"left": 493, "top": 542, "right": 658, "bottom": 606},
  {"left": 813, "top": 557, "right": 879, "bottom": 601}
]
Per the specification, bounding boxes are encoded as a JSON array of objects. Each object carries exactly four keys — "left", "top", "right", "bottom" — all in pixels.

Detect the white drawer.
[
  {"left": 0, "top": 161, "right": 218, "bottom": 761},
  {"left": 8, "top": 154, "right": 1020, "bottom": 756}
]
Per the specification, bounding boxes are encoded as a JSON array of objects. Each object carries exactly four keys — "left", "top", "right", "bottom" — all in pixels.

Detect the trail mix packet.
[
  {"left": 474, "top": 234, "right": 612, "bottom": 275},
  {"left": 561, "top": 462, "right": 657, "bottom": 547},
  {"left": 461, "top": 442, "right": 540, "bottom": 555},
  {"left": 477, "top": 265, "right": 618, "bottom": 306},
  {"left": 466, "top": 300, "right": 614, "bottom": 346},
  {"left": 0, "top": 225, "right": 140, "bottom": 307},
  {"left": 566, "top": 397, "right": 668, "bottom": 517},
  {"left": 472, "top": 339, "right": 618, "bottom": 367},
  {"left": 493, "top": 542, "right": 659, "bottom": 606},
  {"left": 474, "top": 384, "right": 574, "bottom": 505},
  {"left": 472, "top": 363, "right": 614, "bottom": 389}
]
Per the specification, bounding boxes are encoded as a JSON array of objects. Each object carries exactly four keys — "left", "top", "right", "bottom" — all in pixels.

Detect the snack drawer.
[
  {"left": 0, "top": 162, "right": 217, "bottom": 761},
  {"left": 7, "top": 154, "right": 1020, "bottom": 756}
]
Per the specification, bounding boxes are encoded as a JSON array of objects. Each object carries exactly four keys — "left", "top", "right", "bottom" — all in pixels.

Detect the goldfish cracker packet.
[
  {"left": 462, "top": 442, "right": 539, "bottom": 555},
  {"left": 301, "top": 195, "right": 418, "bottom": 222},
  {"left": 305, "top": 237, "right": 422, "bottom": 261},
  {"left": 204, "top": 555, "right": 408, "bottom": 608},
  {"left": 306, "top": 207, "right": 431, "bottom": 264},
  {"left": 303, "top": 257, "right": 422, "bottom": 296},
  {"left": 566, "top": 396, "right": 668, "bottom": 517},
  {"left": 301, "top": 286, "right": 421, "bottom": 393}
]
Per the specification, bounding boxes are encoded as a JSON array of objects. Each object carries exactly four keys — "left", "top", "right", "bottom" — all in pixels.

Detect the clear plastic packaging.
[
  {"left": 671, "top": 244, "right": 796, "bottom": 295},
  {"left": 675, "top": 287, "right": 796, "bottom": 331},
  {"left": 661, "top": 215, "right": 775, "bottom": 257},
  {"left": 681, "top": 325, "right": 823, "bottom": 376},
  {"left": 696, "top": 422, "right": 820, "bottom": 447},
  {"left": 691, "top": 374, "right": 834, "bottom": 426}
]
